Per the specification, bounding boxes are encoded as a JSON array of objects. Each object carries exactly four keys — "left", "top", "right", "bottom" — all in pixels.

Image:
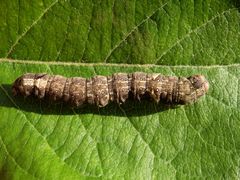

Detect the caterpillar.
[{"left": 12, "top": 72, "right": 209, "bottom": 107}]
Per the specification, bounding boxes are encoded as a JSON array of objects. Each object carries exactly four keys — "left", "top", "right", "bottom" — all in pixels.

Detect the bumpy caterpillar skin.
[{"left": 12, "top": 72, "right": 209, "bottom": 107}]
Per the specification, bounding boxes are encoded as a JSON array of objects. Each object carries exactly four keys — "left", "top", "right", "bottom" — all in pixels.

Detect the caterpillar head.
[
  {"left": 179, "top": 75, "right": 209, "bottom": 104},
  {"left": 189, "top": 74, "right": 209, "bottom": 93}
]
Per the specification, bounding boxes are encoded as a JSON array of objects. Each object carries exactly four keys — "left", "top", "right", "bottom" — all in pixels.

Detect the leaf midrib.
[{"left": 1, "top": 58, "right": 239, "bottom": 68}]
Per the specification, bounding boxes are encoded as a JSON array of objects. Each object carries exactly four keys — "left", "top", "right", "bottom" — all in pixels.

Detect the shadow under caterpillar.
[{"left": 12, "top": 72, "right": 209, "bottom": 107}]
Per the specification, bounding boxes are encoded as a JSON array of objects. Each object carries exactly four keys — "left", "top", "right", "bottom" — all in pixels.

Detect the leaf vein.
[
  {"left": 104, "top": 2, "right": 168, "bottom": 63},
  {"left": 155, "top": 8, "right": 237, "bottom": 64},
  {"left": 0, "top": 136, "right": 38, "bottom": 179},
  {"left": 1, "top": 58, "right": 239, "bottom": 68},
  {"left": 5, "top": 0, "right": 59, "bottom": 58}
]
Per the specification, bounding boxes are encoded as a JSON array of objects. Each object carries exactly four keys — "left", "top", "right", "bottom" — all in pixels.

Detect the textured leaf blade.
[
  {"left": 0, "top": 0, "right": 240, "bottom": 179},
  {"left": 0, "top": 61, "right": 239, "bottom": 179},
  {"left": 0, "top": 1, "right": 239, "bottom": 65}
]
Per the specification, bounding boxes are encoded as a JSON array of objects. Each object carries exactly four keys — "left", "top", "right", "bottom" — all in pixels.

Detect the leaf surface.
[{"left": 0, "top": 0, "right": 240, "bottom": 179}]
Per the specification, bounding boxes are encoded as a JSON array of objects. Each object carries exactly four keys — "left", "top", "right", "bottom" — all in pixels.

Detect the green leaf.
[{"left": 0, "top": 0, "right": 240, "bottom": 179}]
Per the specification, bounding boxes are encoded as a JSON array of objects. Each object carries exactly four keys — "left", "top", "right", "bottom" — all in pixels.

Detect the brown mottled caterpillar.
[{"left": 12, "top": 72, "right": 209, "bottom": 107}]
